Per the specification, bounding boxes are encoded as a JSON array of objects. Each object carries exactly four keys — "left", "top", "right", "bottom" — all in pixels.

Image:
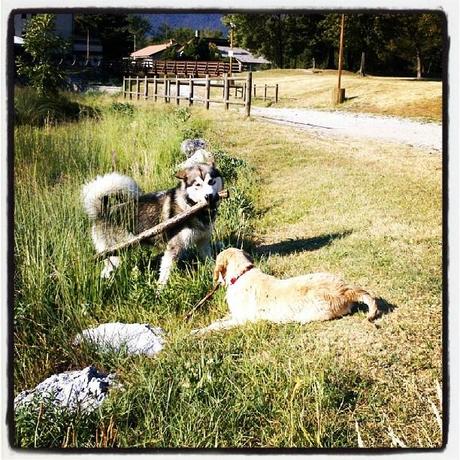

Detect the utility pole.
[
  {"left": 229, "top": 22, "right": 235, "bottom": 77},
  {"left": 333, "top": 14, "right": 346, "bottom": 104}
]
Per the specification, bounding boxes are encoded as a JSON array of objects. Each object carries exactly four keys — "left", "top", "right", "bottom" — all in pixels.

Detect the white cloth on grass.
[{"left": 74, "top": 322, "right": 165, "bottom": 357}]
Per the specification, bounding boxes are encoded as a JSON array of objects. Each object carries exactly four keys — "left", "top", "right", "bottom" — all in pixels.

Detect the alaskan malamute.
[{"left": 82, "top": 164, "right": 223, "bottom": 284}]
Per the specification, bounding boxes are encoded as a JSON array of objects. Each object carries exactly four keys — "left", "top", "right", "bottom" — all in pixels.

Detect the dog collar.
[{"left": 230, "top": 264, "right": 254, "bottom": 286}]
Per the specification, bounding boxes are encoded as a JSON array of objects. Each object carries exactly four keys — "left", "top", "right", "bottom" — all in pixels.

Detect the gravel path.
[{"left": 251, "top": 107, "right": 442, "bottom": 152}]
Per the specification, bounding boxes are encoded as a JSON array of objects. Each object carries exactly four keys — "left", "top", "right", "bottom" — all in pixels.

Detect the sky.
[{"left": 145, "top": 13, "right": 228, "bottom": 35}]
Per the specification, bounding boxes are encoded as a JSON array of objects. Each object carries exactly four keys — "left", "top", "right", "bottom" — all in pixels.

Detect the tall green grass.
[{"left": 14, "top": 94, "right": 263, "bottom": 448}]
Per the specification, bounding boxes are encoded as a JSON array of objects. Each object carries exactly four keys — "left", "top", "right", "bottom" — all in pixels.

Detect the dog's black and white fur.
[{"left": 82, "top": 164, "right": 223, "bottom": 284}]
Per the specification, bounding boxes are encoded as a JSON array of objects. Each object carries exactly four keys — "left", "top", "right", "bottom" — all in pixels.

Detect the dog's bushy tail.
[
  {"left": 347, "top": 287, "right": 380, "bottom": 321},
  {"left": 82, "top": 172, "right": 142, "bottom": 219}
]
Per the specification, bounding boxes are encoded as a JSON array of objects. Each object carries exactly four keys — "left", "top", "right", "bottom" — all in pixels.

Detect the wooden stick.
[
  {"left": 95, "top": 190, "right": 229, "bottom": 260},
  {"left": 185, "top": 283, "right": 220, "bottom": 320}
]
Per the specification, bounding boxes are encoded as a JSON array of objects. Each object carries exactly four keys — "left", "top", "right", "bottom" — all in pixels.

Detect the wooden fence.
[
  {"left": 123, "top": 72, "right": 254, "bottom": 116},
  {"left": 127, "top": 59, "right": 242, "bottom": 77},
  {"left": 253, "top": 83, "right": 279, "bottom": 103}
]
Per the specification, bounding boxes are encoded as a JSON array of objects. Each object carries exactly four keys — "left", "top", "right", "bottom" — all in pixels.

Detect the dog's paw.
[{"left": 367, "top": 310, "right": 382, "bottom": 322}]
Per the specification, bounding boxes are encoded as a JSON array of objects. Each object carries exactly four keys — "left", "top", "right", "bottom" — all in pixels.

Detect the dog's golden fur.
[{"left": 194, "top": 248, "right": 379, "bottom": 334}]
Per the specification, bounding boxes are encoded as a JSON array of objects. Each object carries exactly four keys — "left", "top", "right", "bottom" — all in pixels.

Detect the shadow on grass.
[
  {"left": 255, "top": 230, "right": 353, "bottom": 257},
  {"left": 107, "top": 231, "right": 353, "bottom": 280},
  {"left": 399, "top": 77, "right": 442, "bottom": 82}
]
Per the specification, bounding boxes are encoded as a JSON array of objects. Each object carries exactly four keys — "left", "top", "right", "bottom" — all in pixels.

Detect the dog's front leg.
[
  {"left": 191, "top": 316, "right": 246, "bottom": 335},
  {"left": 158, "top": 243, "right": 181, "bottom": 286},
  {"left": 101, "top": 256, "right": 121, "bottom": 278}
]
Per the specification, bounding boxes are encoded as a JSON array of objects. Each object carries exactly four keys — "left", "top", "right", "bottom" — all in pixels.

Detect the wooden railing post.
[
  {"left": 253, "top": 83, "right": 257, "bottom": 98},
  {"left": 143, "top": 75, "right": 148, "bottom": 100},
  {"left": 164, "top": 76, "right": 168, "bottom": 103},
  {"left": 153, "top": 76, "right": 157, "bottom": 102},
  {"left": 205, "top": 74, "right": 210, "bottom": 110},
  {"left": 223, "top": 73, "right": 229, "bottom": 110},
  {"left": 189, "top": 76, "right": 194, "bottom": 106},
  {"left": 136, "top": 76, "right": 140, "bottom": 100},
  {"left": 275, "top": 84, "right": 279, "bottom": 103},
  {"left": 176, "top": 76, "right": 180, "bottom": 105},
  {"left": 128, "top": 76, "right": 132, "bottom": 100},
  {"left": 123, "top": 76, "right": 126, "bottom": 98},
  {"left": 263, "top": 84, "right": 267, "bottom": 102},
  {"left": 245, "top": 72, "right": 252, "bottom": 117}
]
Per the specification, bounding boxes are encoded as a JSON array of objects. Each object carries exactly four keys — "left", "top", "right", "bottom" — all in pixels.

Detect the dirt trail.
[{"left": 250, "top": 107, "right": 442, "bottom": 152}]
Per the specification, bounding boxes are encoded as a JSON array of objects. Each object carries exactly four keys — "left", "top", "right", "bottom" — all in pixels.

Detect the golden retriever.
[{"left": 194, "top": 248, "right": 379, "bottom": 334}]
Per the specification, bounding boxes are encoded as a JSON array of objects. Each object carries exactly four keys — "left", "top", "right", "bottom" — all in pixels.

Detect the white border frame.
[{"left": 1, "top": 1, "right": 458, "bottom": 459}]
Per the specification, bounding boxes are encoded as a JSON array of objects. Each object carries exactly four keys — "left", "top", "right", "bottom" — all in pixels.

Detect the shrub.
[
  {"left": 16, "top": 14, "right": 69, "bottom": 95},
  {"left": 109, "top": 102, "right": 135, "bottom": 117},
  {"left": 14, "top": 87, "right": 99, "bottom": 127}
]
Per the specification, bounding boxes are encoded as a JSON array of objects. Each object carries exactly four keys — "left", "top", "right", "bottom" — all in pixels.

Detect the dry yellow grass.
[
  {"left": 202, "top": 108, "right": 443, "bottom": 447},
  {"left": 250, "top": 69, "right": 442, "bottom": 122}
]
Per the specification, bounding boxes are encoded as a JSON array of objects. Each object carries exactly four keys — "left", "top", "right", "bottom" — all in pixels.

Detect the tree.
[
  {"left": 392, "top": 13, "right": 443, "bottom": 79},
  {"left": 73, "top": 14, "right": 98, "bottom": 60},
  {"left": 126, "top": 14, "right": 151, "bottom": 52},
  {"left": 73, "top": 14, "right": 134, "bottom": 59},
  {"left": 180, "top": 37, "right": 217, "bottom": 60},
  {"left": 16, "top": 14, "right": 69, "bottom": 94},
  {"left": 154, "top": 24, "right": 195, "bottom": 44},
  {"left": 223, "top": 12, "right": 443, "bottom": 76},
  {"left": 222, "top": 14, "right": 287, "bottom": 67},
  {"left": 153, "top": 24, "right": 222, "bottom": 45}
]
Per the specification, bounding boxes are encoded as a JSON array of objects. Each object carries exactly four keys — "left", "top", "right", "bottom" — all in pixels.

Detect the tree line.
[
  {"left": 71, "top": 15, "right": 224, "bottom": 60},
  {"left": 222, "top": 12, "right": 444, "bottom": 78},
  {"left": 16, "top": 12, "right": 444, "bottom": 95}
]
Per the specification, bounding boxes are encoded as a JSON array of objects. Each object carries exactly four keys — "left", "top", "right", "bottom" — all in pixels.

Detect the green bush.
[
  {"left": 109, "top": 101, "right": 136, "bottom": 117},
  {"left": 15, "top": 14, "right": 69, "bottom": 95},
  {"left": 14, "top": 86, "right": 99, "bottom": 127}
]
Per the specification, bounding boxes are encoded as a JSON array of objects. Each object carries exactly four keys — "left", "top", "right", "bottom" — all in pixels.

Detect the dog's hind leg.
[
  {"left": 361, "top": 292, "right": 380, "bottom": 321},
  {"left": 347, "top": 288, "right": 380, "bottom": 321},
  {"left": 158, "top": 246, "right": 181, "bottom": 286}
]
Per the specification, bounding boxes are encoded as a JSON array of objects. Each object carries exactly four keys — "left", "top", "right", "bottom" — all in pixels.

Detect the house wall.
[
  {"left": 14, "top": 13, "right": 32, "bottom": 37},
  {"left": 14, "top": 13, "right": 103, "bottom": 57},
  {"left": 14, "top": 13, "right": 73, "bottom": 38},
  {"left": 54, "top": 14, "right": 73, "bottom": 39}
]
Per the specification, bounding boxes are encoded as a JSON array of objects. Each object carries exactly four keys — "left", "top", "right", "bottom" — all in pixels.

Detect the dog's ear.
[
  {"left": 213, "top": 254, "right": 227, "bottom": 284},
  {"left": 175, "top": 169, "right": 187, "bottom": 181}
]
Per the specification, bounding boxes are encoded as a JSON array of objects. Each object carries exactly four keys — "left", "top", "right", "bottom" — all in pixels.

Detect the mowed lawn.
[
  {"left": 249, "top": 69, "right": 442, "bottom": 121},
  {"left": 13, "top": 97, "right": 442, "bottom": 448},
  {"left": 204, "top": 109, "right": 443, "bottom": 447}
]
